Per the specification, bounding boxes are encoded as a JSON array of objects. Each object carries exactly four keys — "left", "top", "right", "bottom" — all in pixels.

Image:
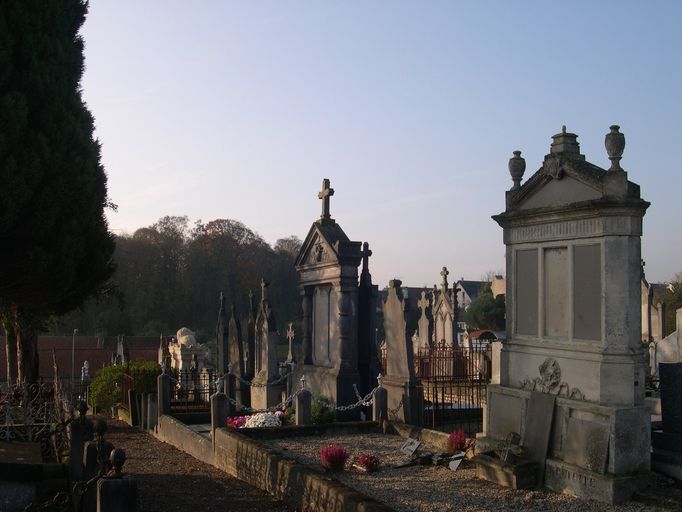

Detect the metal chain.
[
  {"left": 388, "top": 398, "right": 403, "bottom": 416},
  {"left": 320, "top": 386, "right": 378, "bottom": 412},
  {"left": 228, "top": 387, "right": 302, "bottom": 414},
  {"left": 236, "top": 371, "right": 292, "bottom": 388}
]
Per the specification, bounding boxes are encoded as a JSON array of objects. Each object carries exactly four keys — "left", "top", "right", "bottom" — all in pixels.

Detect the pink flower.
[{"left": 319, "top": 445, "right": 349, "bottom": 471}]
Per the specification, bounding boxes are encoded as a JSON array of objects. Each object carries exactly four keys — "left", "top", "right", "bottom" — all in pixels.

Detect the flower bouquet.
[{"left": 352, "top": 453, "right": 381, "bottom": 473}]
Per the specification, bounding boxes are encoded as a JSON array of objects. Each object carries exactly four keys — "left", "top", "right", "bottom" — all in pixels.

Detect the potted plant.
[
  {"left": 319, "top": 444, "right": 349, "bottom": 472},
  {"left": 352, "top": 454, "right": 381, "bottom": 473}
]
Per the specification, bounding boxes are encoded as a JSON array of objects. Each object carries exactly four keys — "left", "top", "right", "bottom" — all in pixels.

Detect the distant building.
[
  {"left": 0, "top": 335, "right": 161, "bottom": 387},
  {"left": 455, "top": 279, "right": 487, "bottom": 310},
  {"left": 491, "top": 275, "right": 506, "bottom": 298}
]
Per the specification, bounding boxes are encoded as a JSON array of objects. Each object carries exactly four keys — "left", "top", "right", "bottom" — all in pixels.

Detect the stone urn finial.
[
  {"left": 605, "top": 125, "right": 625, "bottom": 171},
  {"left": 508, "top": 150, "right": 526, "bottom": 190}
]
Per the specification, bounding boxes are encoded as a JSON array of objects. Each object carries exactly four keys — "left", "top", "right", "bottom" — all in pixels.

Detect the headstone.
[
  {"left": 659, "top": 362, "right": 682, "bottom": 434},
  {"left": 481, "top": 125, "right": 651, "bottom": 503},
  {"left": 431, "top": 268, "right": 458, "bottom": 348},
  {"left": 295, "top": 389, "right": 312, "bottom": 426},
  {"left": 400, "top": 438, "right": 421, "bottom": 456},
  {"left": 415, "top": 291, "right": 433, "bottom": 352},
  {"left": 250, "top": 279, "right": 281, "bottom": 410},
  {"left": 521, "top": 391, "right": 556, "bottom": 483},
  {"left": 216, "top": 292, "right": 229, "bottom": 374},
  {"left": 382, "top": 279, "right": 423, "bottom": 425}
]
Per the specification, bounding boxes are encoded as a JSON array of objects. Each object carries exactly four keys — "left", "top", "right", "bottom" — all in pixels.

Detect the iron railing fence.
[{"left": 170, "top": 369, "right": 215, "bottom": 414}]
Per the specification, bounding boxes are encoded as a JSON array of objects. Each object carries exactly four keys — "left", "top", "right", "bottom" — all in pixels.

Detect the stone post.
[
  {"left": 157, "top": 373, "right": 171, "bottom": 421},
  {"left": 146, "top": 394, "right": 157, "bottom": 431},
  {"left": 127, "top": 389, "right": 138, "bottom": 426},
  {"left": 140, "top": 393, "right": 147, "bottom": 430},
  {"left": 68, "top": 401, "right": 92, "bottom": 482},
  {"left": 373, "top": 385, "right": 388, "bottom": 423},
  {"left": 97, "top": 479, "right": 138, "bottom": 512},
  {"left": 295, "top": 389, "right": 312, "bottom": 426},
  {"left": 211, "top": 390, "right": 230, "bottom": 433}
]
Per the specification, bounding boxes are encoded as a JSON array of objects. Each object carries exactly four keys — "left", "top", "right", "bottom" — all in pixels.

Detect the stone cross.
[
  {"left": 362, "top": 242, "right": 372, "bottom": 268},
  {"left": 286, "top": 323, "right": 295, "bottom": 363},
  {"left": 440, "top": 266, "right": 449, "bottom": 291},
  {"left": 260, "top": 278, "right": 268, "bottom": 302},
  {"left": 318, "top": 178, "right": 334, "bottom": 220},
  {"left": 417, "top": 291, "right": 429, "bottom": 313}
]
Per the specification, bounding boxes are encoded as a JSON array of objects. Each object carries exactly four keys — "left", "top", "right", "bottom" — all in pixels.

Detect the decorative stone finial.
[
  {"left": 377, "top": 373, "right": 383, "bottom": 388},
  {"left": 550, "top": 126, "right": 581, "bottom": 156},
  {"left": 508, "top": 150, "right": 526, "bottom": 190},
  {"left": 605, "top": 125, "right": 625, "bottom": 171},
  {"left": 318, "top": 178, "right": 334, "bottom": 220},
  {"left": 109, "top": 448, "right": 126, "bottom": 478},
  {"left": 300, "top": 374, "right": 306, "bottom": 389}
]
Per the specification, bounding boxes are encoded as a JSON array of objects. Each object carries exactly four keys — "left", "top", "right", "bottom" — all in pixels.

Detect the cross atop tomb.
[
  {"left": 260, "top": 278, "right": 268, "bottom": 302},
  {"left": 440, "top": 267, "right": 449, "bottom": 291},
  {"left": 362, "top": 242, "right": 372, "bottom": 269},
  {"left": 318, "top": 178, "right": 334, "bottom": 220},
  {"left": 286, "top": 322, "right": 295, "bottom": 364},
  {"left": 417, "top": 291, "right": 429, "bottom": 313}
]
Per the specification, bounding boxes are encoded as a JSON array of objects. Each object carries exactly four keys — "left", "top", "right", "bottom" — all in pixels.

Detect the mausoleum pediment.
[
  {"left": 295, "top": 221, "right": 352, "bottom": 268},
  {"left": 516, "top": 171, "right": 602, "bottom": 210}
]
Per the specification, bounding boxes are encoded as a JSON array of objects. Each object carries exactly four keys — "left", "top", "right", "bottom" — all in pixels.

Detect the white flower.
[{"left": 243, "top": 412, "right": 282, "bottom": 428}]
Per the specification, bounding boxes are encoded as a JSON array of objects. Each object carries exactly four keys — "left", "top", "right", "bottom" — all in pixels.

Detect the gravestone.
[
  {"left": 250, "top": 279, "right": 281, "bottom": 410},
  {"left": 216, "top": 292, "right": 229, "bottom": 374},
  {"left": 480, "top": 125, "right": 651, "bottom": 503},
  {"left": 652, "top": 362, "right": 682, "bottom": 459},
  {"left": 228, "top": 303, "right": 247, "bottom": 406},
  {"left": 294, "top": 179, "right": 379, "bottom": 417},
  {"left": 415, "top": 291, "right": 433, "bottom": 352},
  {"left": 521, "top": 391, "right": 556, "bottom": 484},
  {"left": 431, "top": 268, "right": 458, "bottom": 347},
  {"left": 382, "top": 279, "right": 423, "bottom": 425}
]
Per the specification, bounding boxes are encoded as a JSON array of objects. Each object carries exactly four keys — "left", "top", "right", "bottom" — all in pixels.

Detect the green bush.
[
  {"left": 89, "top": 365, "right": 124, "bottom": 412},
  {"left": 89, "top": 361, "right": 160, "bottom": 412},
  {"left": 312, "top": 395, "right": 336, "bottom": 425}
]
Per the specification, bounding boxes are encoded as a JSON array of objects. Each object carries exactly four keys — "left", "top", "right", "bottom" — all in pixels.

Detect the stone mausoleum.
[
  {"left": 294, "top": 179, "right": 380, "bottom": 417},
  {"left": 480, "top": 126, "right": 651, "bottom": 503}
]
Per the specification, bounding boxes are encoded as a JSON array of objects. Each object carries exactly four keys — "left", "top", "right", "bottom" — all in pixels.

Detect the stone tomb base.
[
  {"left": 296, "top": 364, "right": 363, "bottom": 420},
  {"left": 478, "top": 385, "right": 652, "bottom": 504},
  {"left": 383, "top": 377, "right": 424, "bottom": 425},
  {"left": 250, "top": 381, "right": 282, "bottom": 410}
]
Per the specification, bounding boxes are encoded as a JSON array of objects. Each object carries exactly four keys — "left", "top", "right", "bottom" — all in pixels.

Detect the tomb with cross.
[
  {"left": 431, "top": 266, "right": 458, "bottom": 348},
  {"left": 294, "top": 178, "right": 380, "bottom": 418},
  {"left": 250, "top": 278, "right": 281, "bottom": 409}
]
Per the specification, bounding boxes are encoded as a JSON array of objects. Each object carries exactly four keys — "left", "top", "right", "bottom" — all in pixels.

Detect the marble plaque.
[
  {"left": 516, "top": 249, "right": 538, "bottom": 336},
  {"left": 573, "top": 244, "right": 602, "bottom": 340},
  {"left": 400, "top": 438, "right": 421, "bottom": 456},
  {"left": 563, "top": 417, "right": 609, "bottom": 474}
]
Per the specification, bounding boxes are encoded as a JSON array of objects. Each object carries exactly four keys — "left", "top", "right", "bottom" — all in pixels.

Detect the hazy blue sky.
[{"left": 81, "top": 1, "right": 681, "bottom": 287}]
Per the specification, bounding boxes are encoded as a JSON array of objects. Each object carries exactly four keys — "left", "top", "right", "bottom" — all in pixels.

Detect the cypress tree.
[{"left": 0, "top": 0, "right": 115, "bottom": 384}]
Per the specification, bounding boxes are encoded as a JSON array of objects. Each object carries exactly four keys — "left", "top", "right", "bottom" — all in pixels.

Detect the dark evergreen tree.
[
  {"left": 0, "top": 0, "right": 115, "bottom": 384},
  {"left": 463, "top": 284, "right": 506, "bottom": 331}
]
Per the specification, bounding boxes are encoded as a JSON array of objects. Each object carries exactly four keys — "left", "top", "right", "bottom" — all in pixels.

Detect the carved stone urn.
[
  {"left": 605, "top": 125, "right": 625, "bottom": 171},
  {"left": 508, "top": 150, "right": 526, "bottom": 190}
]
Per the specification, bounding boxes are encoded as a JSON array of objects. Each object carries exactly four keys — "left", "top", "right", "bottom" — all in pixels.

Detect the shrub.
[
  {"left": 446, "top": 429, "right": 467, "bottom": 454},
  {"left": 320, "top": 445, "right": 349, "bottom": 471},
  {"left": 312, "top": 395, "right": 335, "bottom": 424},
  {"left": 89, "top": 365, "right": 125, "bottom": 412},
  {"left": 353, "top": 454, "right": 381, "bottom": 472},
  {"left": 88, "top": 361, "right": 160, "bottom": 413}
]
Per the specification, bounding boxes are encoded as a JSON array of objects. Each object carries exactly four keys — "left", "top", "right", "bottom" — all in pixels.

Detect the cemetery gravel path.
[{"left": 105, "top": 419, "right": 292, "bottom": 512}]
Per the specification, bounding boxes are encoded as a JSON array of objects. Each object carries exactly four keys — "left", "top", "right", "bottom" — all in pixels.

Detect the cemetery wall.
[{"left": 154, "top": 414, "right": 392, "bottom": 512}]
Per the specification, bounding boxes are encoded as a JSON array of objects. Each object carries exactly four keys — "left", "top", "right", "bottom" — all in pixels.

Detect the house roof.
[{"left": 457, "top": 280, "right": 487, "bottom": 301}]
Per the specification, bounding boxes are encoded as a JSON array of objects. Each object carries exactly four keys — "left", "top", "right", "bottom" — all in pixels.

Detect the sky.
[{"left": 81, "top": 1, "right": 682, "bottom": 288}]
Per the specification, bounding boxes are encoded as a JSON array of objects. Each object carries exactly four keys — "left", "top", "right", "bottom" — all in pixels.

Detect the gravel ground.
[
  {"left": 105, "top": 419, "right": 291, "bottom": 512},
  {"left": 265, "top": 433, "right": 674, "bottom": 512}
]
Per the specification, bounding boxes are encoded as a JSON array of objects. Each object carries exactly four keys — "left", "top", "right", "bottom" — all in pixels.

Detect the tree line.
[{"left": 48, "top": 216, "right": 303, "bottom": 343}]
